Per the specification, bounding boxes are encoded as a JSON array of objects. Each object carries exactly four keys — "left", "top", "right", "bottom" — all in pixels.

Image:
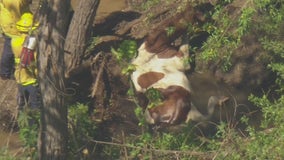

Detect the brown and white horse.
[
  {"left": 130, "top": 4, "right": 228, "bottom": 126},
  {"left": 131, "top": 41, "right": 228, "bottom": 125},
  {"left": 131, "top": 42, "right": 191, "bottom": 125}
]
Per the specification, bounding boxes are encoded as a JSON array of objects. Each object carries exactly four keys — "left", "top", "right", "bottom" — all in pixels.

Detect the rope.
[{"left": 44, "top": 70, "right": 76, "bottom": 97}]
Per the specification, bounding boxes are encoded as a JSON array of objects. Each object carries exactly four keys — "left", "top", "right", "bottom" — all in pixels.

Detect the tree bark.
[
  {"left": 37, "top": 0, "right": 70, "bottom": 159},
  {"left": 64, "top": 0, "right": 100, "bottom": 78}
]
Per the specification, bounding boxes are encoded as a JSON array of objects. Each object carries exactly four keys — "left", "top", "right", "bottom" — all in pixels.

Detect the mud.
[{"left": 0, "top": 38, "right": 20, "bottom": 155}]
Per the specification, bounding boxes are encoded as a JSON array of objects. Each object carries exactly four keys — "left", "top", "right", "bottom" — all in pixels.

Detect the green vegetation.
[
  {"left": 145, "top": 88, "right": 164, "bottom": 109},
  {"left": 111, "top": 40, "right": 138, "bottom": 75},
  {"left": 1, "top": 0, "right": 283, "bottom": 159},
  {"left": 67, "top": 103, "right": 98, "bottom": 159},
  {"left": 17, "top": 111, "right": 39, "bottom": 158},
  {"left": 110, "top": 0, "right": 284, "bottom": 159}
]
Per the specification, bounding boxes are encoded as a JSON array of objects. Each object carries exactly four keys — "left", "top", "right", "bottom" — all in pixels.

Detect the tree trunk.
[
  {"left": 64, "top": 0, "right": 100, "bottom": 77},
  {"left": 37, "top": 0, "right": 70, "bottom": 159}
]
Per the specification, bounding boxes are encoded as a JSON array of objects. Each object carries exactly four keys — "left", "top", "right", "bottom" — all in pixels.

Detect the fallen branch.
[
  {"left": 115, "top": 1, "right": 181, "bottom": 39},
  {"left": 90, "top": 52, "right": 105, "bottom": 97}
]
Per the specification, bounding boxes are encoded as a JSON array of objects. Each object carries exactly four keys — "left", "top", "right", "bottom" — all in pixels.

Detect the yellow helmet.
[{"left": 16, "top": 12, "right": 38, "bottom": 33}]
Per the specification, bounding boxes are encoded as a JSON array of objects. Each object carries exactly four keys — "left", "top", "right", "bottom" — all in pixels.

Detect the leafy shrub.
[
  {"left": 67, "top": 103, "right": 98, "bottom": 159},
  {"left": 121, "top": 1, "right": 284, "bottom": 160},
  {"left": 17, "top": 109, "right": 40, "bottom": 158},
  {"left": 111, "top": 40, "right": 138, "bottom": 75},
  {"left": 203, "top": 1, "right": 284, "bottom": 159}
]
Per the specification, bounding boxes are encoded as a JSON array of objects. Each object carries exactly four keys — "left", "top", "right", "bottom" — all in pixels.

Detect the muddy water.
[
  {"left": 71, "top": 0, "right": 127, "bottom": 17},
  {"left": 97, "top": 0, "right": 126, "bottom": 16}
]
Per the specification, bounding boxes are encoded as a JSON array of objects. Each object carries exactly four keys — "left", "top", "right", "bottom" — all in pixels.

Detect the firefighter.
[
  {"left": 11, "top": 12, "right": 41, "bottom": 121},
  {"left": 0, "top": 0, "right": 32, "bottom": 79}
]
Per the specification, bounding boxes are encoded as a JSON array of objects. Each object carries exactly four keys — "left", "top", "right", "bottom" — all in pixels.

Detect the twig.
[
  {"left": 90, "top": 52, "right": 105, "bottom": 98},
  {"left": 90, "top": 139, "right": 215, "bottom": 159},
  {"left": 121, "top": 131, "right": 129, "bottom": 160}
]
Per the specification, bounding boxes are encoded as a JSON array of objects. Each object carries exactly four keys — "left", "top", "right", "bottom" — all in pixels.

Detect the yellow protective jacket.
[
  {"left": 0, "top": 0, "right": 31, "bottom": 37},
  {"left": 11, "top": 34, "right": 37, "bottom": 86}
]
